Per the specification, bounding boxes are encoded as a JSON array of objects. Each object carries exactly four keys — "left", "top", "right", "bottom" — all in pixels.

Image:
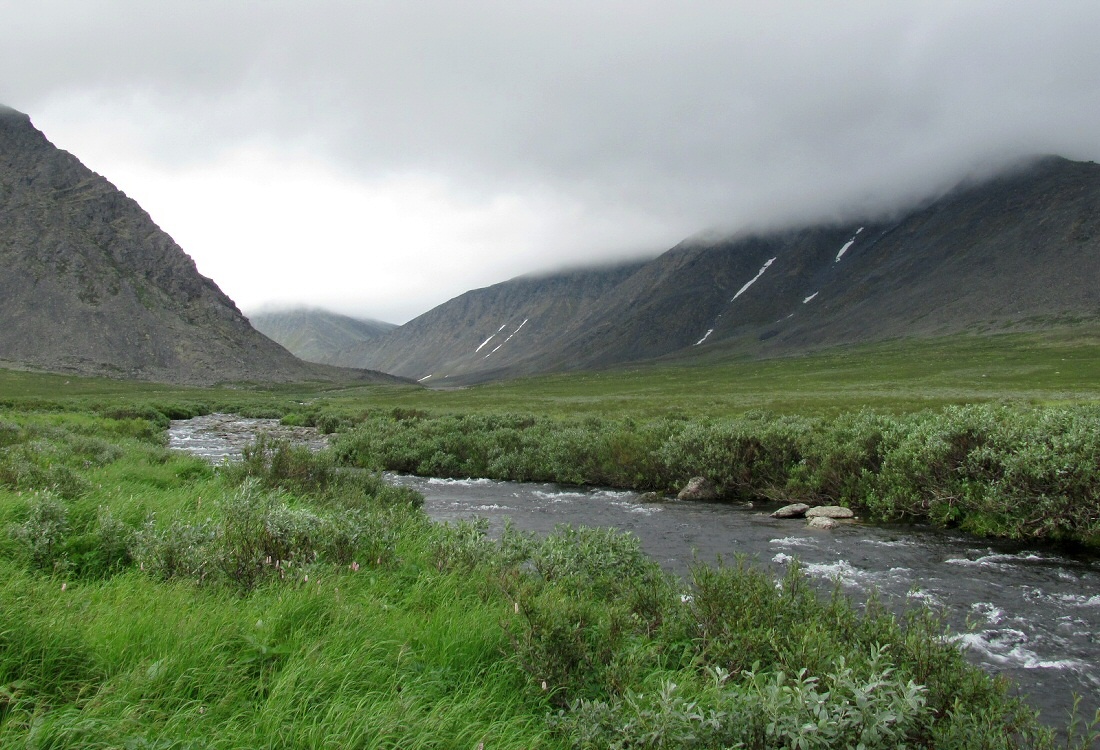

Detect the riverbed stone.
[
  {"left": 677, "top": 476, "right": 718, "bottom": 501},
  {"left": 771, "top": 502, "right": 810, "bottom": 518},
  {"left": 806, "top": 505, "right": 855, "bottom": 519},
  {"left": 638, "top": 492, "right": 667, "bottom": 503},
  {"left": 807, "top": 516, "right": 837, "bottom": 530}
]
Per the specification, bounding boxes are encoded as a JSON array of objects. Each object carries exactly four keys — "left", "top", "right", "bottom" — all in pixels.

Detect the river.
[{"left": 169, "top": 414, "right": 1100, "bottom": 725}]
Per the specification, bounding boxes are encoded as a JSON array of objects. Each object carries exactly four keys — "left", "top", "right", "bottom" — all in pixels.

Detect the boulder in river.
[
  {"left": 677, "top": 477, "right": 718, "bottom": 501},
  {"left": 806, "top": 505, "right": 855, "bottom": 519},
  {"left": 638, "top": 492, "right": 667, "bottom": 503},
  {"left": 807, "top": 516, "right": 837, "bottom": 530},
  {"left": 771, "top": 503, "right": 810, "bottom": 518}
]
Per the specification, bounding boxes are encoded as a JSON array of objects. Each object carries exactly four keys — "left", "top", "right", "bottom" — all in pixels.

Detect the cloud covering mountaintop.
[{"left": 3, "top": 1, "right": 1098, "bottom": 322}]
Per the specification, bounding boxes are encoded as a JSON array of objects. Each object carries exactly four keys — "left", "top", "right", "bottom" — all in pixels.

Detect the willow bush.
[{"left": 336, "top": 404, "right": 1100, "bottom": 545}]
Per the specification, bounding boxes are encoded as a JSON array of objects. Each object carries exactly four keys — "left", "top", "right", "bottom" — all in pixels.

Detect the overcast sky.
[{"left": 3, "top": 1, "right": 1099, "bottom": 323}]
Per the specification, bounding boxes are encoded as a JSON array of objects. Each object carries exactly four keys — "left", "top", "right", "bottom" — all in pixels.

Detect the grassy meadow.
[{"left": 2, "top": 328, "right": 1100, "bottom": 746}]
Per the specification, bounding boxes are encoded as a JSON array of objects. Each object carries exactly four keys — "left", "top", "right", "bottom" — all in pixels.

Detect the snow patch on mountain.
[
  {"left": 835, "top": 227, "right": 865, "bottom": 262},
  {"left": 731, "top": 257, "right": 777, "bottom": 302},
  {"left": 484, "top": 318, "right": 530, "bottom": 358},
  {"left": 695, "top": 329, "right": 714, "bottom": 346}
]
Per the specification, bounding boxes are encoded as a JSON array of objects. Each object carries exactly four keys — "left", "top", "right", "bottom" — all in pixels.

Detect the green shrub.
[
  {"left": 336, "top": 405, "right": 1100, "bottom": 545},
  {"left": 130, "top": 480, "right": 424, "bottom": 590},
  {"left": 552, "top": 650, "right": 932, "bottom": 750},
  {"left": 130, "top": 515, "right": 217, "bottom": 582},
  {"left": 8, "top": 490, "right": 70, "bottom": 573}
]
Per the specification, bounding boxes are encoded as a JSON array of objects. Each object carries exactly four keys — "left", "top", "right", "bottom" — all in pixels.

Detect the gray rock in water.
[
  {"left": 806, "top": 505, "right": 855, "bottom": 519},
  {"left": 638, "top": 492, "right": 667, "bottom": 503},
  {"left": 771, "top": 502, "right": 810, "bottom": 518},
  {"left": 807, "top": 516, "right": 838, "bottom": 530},
  {"left": 677, "top": 476, "right": 718, "bottom": 501}
]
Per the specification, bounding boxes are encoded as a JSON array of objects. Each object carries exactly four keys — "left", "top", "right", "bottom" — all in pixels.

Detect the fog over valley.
[{"left": 3, "top": 1, "right": 1099, "bottom": 323}]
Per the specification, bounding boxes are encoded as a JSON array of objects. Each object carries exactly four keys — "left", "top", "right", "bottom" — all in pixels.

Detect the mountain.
[
  {"left": 248, "top": 308, "right": 396, "bottom": 366},
  {"left": 350, "top": 156, "right": 1100, "bottom": 383},
  {"left": 0, "top": 105, "right": 402, "bottom": 386},
  {"left": 351, "top": 261, "right": 648, "bottom": 383}
]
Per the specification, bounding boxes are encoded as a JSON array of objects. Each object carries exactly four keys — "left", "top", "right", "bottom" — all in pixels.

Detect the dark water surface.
[{"left": 170, "top": 415, "right": 1100, "bottom": 725}]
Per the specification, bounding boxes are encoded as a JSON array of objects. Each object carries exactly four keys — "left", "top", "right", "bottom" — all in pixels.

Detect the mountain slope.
[
  {"left": 248, "top": 308, "right": 396, "bottom": 366},
  {"left": 353, "top": 156, "right": 1100, "bottom": 383},
  {"left": 0, "top": 105, "right": 401, "bottom": 386},
  {"left": 353, "top": 261, "right": 648, "bottom": 383}
]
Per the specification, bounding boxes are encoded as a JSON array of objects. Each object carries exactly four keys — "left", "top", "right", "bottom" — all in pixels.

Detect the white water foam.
[
  {"left": 1022, "top": 587, "right": 1100, "bottom": 608},
  {"left": 907, "top": 589, "right": 944, "bottom": 607},
  {"left": 769, "top": 536, "right": 815, "bottom": 549},
  {"left": 945, "top": 551, "right": 1060, "bottom": 570},
  {"left": 971, "top": 602, "right": 1006, "bottom": 625},
  {"left": 801, "top": 560, "right": 869, "bottom": 586},
  {"left": 532, "top": 490, "right": 587, "bottom": 502},
  {"left": 952, "top": 630, "right": 1091, "bottom": 674},
  {"left": 618, "top": 503, "right": 662, "bottom": 516},
  {"left": 864, "top": 538, "right": 919, "bottom": 549},
  {"left": 731, "top": 257, "right": 776, "bottom": 302},
  {"left": 425, "top": 477, "right": 496, "bottom": 486},
  {"left": 594, "top": 490, "right": 638, "bottom": 500}
]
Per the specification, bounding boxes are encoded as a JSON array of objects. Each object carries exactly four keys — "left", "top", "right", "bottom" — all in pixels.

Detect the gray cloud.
[{"left": 3, "top": 1, "right": 1099, "bottom": 320}]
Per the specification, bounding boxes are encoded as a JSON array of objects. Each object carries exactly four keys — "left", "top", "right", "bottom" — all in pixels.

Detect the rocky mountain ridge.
[
  {"left": 0, "top": 105, "right": 402, "bottom": 386},
  {"left": 339, "top": 156, "right": 1100, "bottom": 384}
]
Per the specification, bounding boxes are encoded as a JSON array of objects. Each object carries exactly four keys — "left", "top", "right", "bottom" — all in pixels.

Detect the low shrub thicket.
[
  {"left": 437, "top": 522, "right": 1087, "bottom": 748},
  {"left": 336, "top": 404, "right": 1100, "bottom": 545},
  {"left": 3, "top": 409, "right": 1098, "bottom": 746}
]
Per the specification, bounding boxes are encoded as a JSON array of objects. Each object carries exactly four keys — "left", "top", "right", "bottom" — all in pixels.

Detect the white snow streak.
[
  {"left": 834, "top": 227, "right": 864, "bottom": 262},
  {"left": 503, "top": 318, "right": 529, "bottom": 343},
  {"left": 731, "top": 257, "right": 777, "bottom": 302},
  {"left": 484, "top": 319, "right": 530, "bottom": 358},
  {"left": 803, "top": 292, "right": 819, "bottom": 304},
  {"left": 417, "top": 374, "right": 433, "bottom": 382},
  {"left": 695, "top": 328, "right": 714, "bottom": 346}
]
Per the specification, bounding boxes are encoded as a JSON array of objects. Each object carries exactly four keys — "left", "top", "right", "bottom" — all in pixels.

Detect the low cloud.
[{"left": 4, "top": 1, "right": 1099, "bottom": 321}]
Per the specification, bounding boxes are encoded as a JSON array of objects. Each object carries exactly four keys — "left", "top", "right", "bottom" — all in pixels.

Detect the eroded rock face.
[
  {"left": 677, "top": 476, "right": 718, "bottom": 501},
  {"left": 0, "top": 105, "right": 402, "bottom": 387},
  {"left": 771, "top": 503, "right": 810, "bottom": 518},
  {"left": 806, "top": 505, "right": 855, "bottom": 519}
]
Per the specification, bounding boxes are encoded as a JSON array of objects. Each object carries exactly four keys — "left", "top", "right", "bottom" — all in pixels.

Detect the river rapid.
[{"left": 169, "top": 415, "right": 1100, "bottom": 725}]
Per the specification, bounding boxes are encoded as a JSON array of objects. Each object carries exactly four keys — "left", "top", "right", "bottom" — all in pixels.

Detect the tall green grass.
[{"left": 2, "top": 410, "right": 1096, "bottom": 746}]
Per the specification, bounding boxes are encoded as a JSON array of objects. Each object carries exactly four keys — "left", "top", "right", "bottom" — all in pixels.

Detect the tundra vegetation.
[{"left": 2, "top": 330, "right": 1100, "bottom": 746}]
